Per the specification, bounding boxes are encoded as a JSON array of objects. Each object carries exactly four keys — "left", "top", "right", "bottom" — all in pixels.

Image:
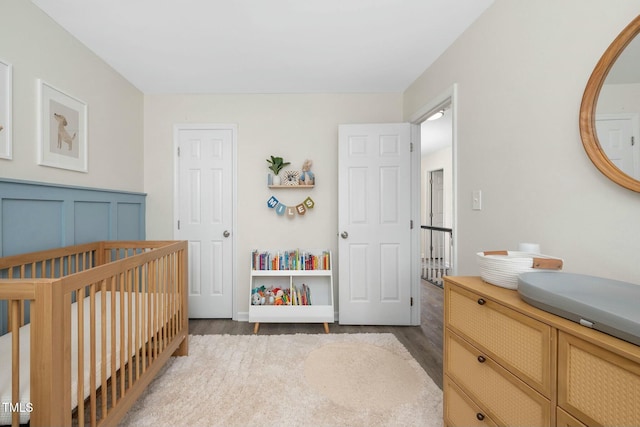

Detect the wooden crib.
[{"left": 0, "top": 240, "right": 188, "bottom": 427}]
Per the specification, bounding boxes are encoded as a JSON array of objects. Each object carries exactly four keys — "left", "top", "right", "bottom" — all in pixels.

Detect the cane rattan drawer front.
[
  {"left": 446, "top": 330, "right": 550, "bottom": 427},
  {"left": 444, "top": 376, "right": 498, "bottom": 427},
  {"left": 558, "top": 332, "right": 640, "bottom": 427},
  {"left": 446, "top": 283, "right": 552, "bottom": 396}
]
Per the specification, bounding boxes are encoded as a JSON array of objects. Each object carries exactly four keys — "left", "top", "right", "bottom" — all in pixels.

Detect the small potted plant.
[{"left": 266, "top": 155, "right": 290, "bottom": 185}]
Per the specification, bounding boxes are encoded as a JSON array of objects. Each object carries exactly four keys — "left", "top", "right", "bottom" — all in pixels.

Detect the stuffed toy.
[
  {"left": 274, "top": 288, "right": 285, "bottom": 305},
  {"left": 252, "top": 292, "right": 261, "bottom": 305},
  {"left": 299, "top": 159, "right": 315, "bottom": 186}
]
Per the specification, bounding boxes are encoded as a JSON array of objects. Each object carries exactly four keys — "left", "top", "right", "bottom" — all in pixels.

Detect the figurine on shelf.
[{"left": 299, "top": 159, "right": 315, "bottom": 186}]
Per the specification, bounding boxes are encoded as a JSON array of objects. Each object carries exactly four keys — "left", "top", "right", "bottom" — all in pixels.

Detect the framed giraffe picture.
[
  {"left": 38, "top": 79, "right": 88, "bottom": 172},
  {"left": 0, "top": 59, "right": 11, "bottom": 160}
]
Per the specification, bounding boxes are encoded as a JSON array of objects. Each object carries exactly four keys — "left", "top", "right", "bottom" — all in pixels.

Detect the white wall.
[
  {"left": 404, "top": 0, "right": 640, "bottom": 284},
  {"left": 0, "top": 0, "right": 144, "bottom": 192},
  {"left": 143, "top": 93, "right": 402, "bottom": 315}
]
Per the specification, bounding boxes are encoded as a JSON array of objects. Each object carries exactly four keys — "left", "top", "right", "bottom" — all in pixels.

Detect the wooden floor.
[{"left": 189, "top": 280, "right": 444, "bottom": 389}]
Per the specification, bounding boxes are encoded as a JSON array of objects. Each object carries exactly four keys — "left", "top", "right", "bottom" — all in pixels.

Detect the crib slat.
[
  {"left": 89, "top": 285, "right": 97, "bottom": 427},
  {"left": 77, "top": 287, "right": 85, "bottom": 427},
  {"left": 134, "top": 266, "right": 141, "bottom": 381},
  {"left": 127, "top": 269, "right": 133, "bottom": 388},
  {"left": 142, "top": 263, "right": 148, "bottom": 374},
  {"left": 10, "top": 299, "right": 20, "bottom": 427},
  {"left": 100, "top": 279, "right": 108, "bottom": 419},
  {"left": 110, "top": 276, "right": 117, "bottom": 409},
  {"left": 153, "top": 259, "right": 159, "bottom": 360},
  {"left": 119, "top": 273, "right": 126, "bottom": 398}
]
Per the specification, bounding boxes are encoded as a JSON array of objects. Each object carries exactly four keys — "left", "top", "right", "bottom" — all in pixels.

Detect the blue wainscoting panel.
[
  {"left": 74, "top": 201, "right": 111, "bottom": 244},
  {"left": 2, "top": 199, "right": 64, "bottom": 256},
  {"left": 117, "top": 202, "right": 142, "bottom": 240},
  {"left": 0, "top": 178, "right": 146, "bottom": 257}
]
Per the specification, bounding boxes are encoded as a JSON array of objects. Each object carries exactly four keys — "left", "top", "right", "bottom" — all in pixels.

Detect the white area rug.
[{"left": 119, "top": 334, "right": 443, "bottom": 427}]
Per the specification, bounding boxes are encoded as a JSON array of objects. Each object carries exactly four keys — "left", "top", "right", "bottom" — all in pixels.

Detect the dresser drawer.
[
  {"left": 558, "top": 332, "right": 640, "bottom": 427},
  {"left": 444, "top": 375, "right": 497, "bottom": 427},
  {"left": 446, "top": 283, "right": 552, "bottom": 395},
  {"left": 446, "top": 330, "right": 550, "bottom": 427}
]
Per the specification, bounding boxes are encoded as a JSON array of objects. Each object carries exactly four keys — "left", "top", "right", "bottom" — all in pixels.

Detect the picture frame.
[
  {"left": 0, "top": 59, "right": 12, "bottom": 160},
  {"left": 38, "top": 79, "right": 88, "bottom": 172}
]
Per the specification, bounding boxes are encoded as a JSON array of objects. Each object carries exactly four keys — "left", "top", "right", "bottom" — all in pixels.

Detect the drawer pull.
[
  {"left": 477, "top": 298, "right": 486, "bottom": 305},
  {"left": 476, "top": 413, "right": 485, "bottom": 421},
  {"left": 477, "top": 355, "right": 486, "bottom": 363}
]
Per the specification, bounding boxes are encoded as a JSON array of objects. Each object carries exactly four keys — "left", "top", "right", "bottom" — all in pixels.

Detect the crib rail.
[{"left": 0, "top": 241, "right": 188, "bottom": 427}]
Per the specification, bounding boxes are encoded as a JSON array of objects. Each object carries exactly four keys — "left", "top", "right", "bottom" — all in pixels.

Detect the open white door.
[
  {"left": 175, "top": 125, "right": 235, "bottom": 318},
  {"left": 338, "top": 123, "right": 413, "bottom": 325}
]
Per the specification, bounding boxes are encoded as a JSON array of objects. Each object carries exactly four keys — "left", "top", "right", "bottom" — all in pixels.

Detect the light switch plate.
[{"left": 472, "top": 190, "right": 482, "bottom": 210}]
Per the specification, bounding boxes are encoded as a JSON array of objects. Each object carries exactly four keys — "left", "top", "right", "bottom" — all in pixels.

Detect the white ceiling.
[{"left": 31, "top": 0, "right": 493, "bottom": 94}]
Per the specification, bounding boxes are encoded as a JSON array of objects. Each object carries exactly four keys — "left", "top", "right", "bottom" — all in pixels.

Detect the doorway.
[{"left": 409, "top": 85, "right": 457, "bottom": 324}]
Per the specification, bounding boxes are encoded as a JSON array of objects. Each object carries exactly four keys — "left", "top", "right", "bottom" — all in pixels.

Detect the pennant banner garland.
[{"left": 267, "top": 195, "right": 315, "bottom": 218}]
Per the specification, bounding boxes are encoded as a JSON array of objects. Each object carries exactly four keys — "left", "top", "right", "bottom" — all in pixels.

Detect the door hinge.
[
  {"left": 410, "top": 297, "right": 413, "bottom": 306},
  {"left": 632, "top": 136, "right": 636, "bottom": 146},
  {"left": 177, "top": 220, "right": 180, "bottom": 230},
  {"left": 410, "top": 142, "right": 414, "bottom": 152},
  {"left": 410, "top": 220, "right": 414, "bottom": 229},
  {"left": 177, "top": 147, "right": 181, "bottom": 156}
]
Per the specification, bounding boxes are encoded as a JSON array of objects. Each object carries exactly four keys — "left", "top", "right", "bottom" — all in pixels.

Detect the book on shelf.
[
  {"left": 292, "top": 284, "right": 311, "bottom": 305},
  {"left": 251, "top": 249, "right": 330, "bottom": 271}
]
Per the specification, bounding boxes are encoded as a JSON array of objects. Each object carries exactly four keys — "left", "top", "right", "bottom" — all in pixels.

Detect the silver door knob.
[
  {"left": 223, "top": 230, "right": 230, "bottom": 238},
  {"left": 341, "top": 231, "right": 348, "bottom": 239}
]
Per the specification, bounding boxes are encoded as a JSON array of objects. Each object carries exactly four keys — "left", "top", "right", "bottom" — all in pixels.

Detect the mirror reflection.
[{"left": 595, "top": 35, "right": 640, "bottom": 180}]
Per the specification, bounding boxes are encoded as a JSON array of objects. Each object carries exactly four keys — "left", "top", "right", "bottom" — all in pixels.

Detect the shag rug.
[{"left": 119, "top": 334, "right": 443, "bottom": 427}]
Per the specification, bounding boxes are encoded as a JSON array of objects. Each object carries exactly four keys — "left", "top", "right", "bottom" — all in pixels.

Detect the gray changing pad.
[{"left": 517, "top": 272, "right": 640, "bottom": 346}]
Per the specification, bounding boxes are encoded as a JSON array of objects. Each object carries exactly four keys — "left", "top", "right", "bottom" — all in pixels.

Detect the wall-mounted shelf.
[{"left": 268, "top": 185, "right": 315, "bottom": 189}]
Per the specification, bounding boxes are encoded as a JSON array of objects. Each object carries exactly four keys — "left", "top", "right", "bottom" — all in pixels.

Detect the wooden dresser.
[{"left": 444, "top": 276, "right": 640, "bottom": 427}]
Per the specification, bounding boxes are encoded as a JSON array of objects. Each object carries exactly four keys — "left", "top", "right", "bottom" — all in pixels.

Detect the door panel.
[
  {"left": 176, "top": 126, "right": 234, "bottom": 318},
  {"left": 596, "top": 115, "right": 639, "bottom": 179},
  {"left": 338, "top": 123, "right": 412, "bottom": 325}
]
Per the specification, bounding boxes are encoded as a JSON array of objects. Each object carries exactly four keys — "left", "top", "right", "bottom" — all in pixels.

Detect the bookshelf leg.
[
  {"left": 323, "top": 322, "right": 330, "bottom": 334},
  {"left": 253, "top": 322, "right": 260, "bottom": 334}
]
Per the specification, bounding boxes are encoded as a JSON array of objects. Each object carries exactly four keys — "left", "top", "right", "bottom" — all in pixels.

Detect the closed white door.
[
  {"left": 175, "top": 126, "right": 235, "bottom": 318},
  {"left": 596, "top": 116, "right": 639, "bottom": 179},
  {"left": 338, "top": 123, "right": 412, "bottom": 325}
]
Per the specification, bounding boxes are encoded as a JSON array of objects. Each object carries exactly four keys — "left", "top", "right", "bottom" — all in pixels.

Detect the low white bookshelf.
[{"left": 249, "top": 249, "right": 334, "bottom": 333}]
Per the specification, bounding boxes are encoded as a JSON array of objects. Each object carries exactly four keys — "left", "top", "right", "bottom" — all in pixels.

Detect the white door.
[
  {"left": 596, "top": 116, "right": 639, "bottom": 179},
  {"left": 338, "top": 123, "right": 413, "bottom": 325},
  {"left": 175, "top": 125, "right": 235, "bottom": 318}
]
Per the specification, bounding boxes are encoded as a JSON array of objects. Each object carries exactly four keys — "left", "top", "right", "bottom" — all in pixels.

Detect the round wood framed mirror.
[{"left": 580, "top": 15, "right": 640, "bottom": 193}]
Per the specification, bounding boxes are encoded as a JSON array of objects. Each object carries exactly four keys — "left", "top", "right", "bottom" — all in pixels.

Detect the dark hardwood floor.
[{"left": 189, "top": 280, "right": 444, "bottom": 389}]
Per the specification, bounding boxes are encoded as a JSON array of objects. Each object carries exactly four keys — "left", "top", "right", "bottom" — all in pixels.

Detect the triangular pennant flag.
[
  {"left": 267, "top": 196, "right": 279, "bottom": 209},
  {"left": 303, "top": 196, "right": 315, "bottom": 209}
]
